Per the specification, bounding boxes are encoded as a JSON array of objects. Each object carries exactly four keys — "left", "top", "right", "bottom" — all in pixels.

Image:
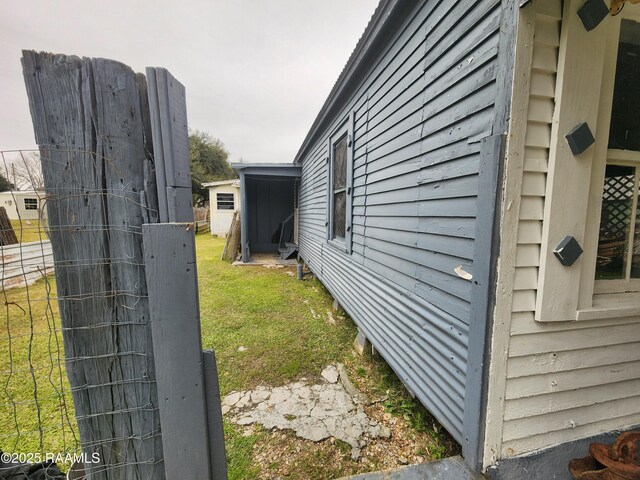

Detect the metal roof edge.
[
  {"left": 232, "top": 163, "right": 300, "bottom": 170},
  {"left": 293, "top": 0, "right": 411, "bottom": 165},
  {"left": 232, "top": 163, "right": 301, "bottom": 178},
  {"left": 201, "top": 179, "right": 240, "bottom": 188}
]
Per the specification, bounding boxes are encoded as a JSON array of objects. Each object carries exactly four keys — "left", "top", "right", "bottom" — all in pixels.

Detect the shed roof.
[
  {"left": 202, "top": 179, "right": 240, "bottom": 188},
  {"left": 0, "top": 190, "right": 45, "bottom": 196},
  {"left": 293, "top": 0, "right": 415, "bottom": 164},
  {"left": 232, "top": 163, "right": 301, "bottom": 178}
]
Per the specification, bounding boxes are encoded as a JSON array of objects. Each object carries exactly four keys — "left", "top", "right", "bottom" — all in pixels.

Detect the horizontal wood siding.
[
  {"left": 500, "top": 0, "right": 640, "bottom": 456},
  {"left": 298, "top": 0, "right": 502, "bottom": 443}
]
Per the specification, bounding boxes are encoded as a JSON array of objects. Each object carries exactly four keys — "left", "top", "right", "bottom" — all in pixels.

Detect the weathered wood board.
[
  {"left": 0, "top": 206, "right": 18, "bottom": 245},
  {"left": 146, "top": 67, "right": 193, "bottom": 223},
  {"left": 143, "top": 223, "right": 210, "bottom": 480},
  {"left": 22, "top": 51, "right": 164, "bottom": 480},
  {"left": 203, "top": 350, "right": 228, "bottom": 480}
]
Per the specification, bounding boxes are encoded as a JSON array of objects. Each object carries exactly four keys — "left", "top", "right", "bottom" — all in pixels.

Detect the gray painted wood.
[
  {"left": 143, "top": 223, "right": 211, "bottom": 480},
  {"left": 22, "top": 51, "right": 164, "bottom": 479},
  {"left": 146, "top": 68, "right": 170, "bottom": 222},
  {"left": 343, "top": 456, "right": 483, "bottom": 480},
  {"left": 463, "top": 134, "right": 505, "bottom": 470},
  {"left": 239, "top": 171, "right": 248, "bottom": 261},
  {"left": 155, "top": 69, "right": 191, "bottom": 189},
  {"left": 203, "top": 350, "right": 228, "bottom": 480},
  {"left": 166, "top": 186, "right": 194, "bottom": 223},
  {"left": 296, "top": 0, "right": 504, "bottom": 461},
  {"left": 146, "top": 67, "right": 193, "bottom": 222},
  {"left": 463, "top": 1, "right": 521, "bottom": 470}
]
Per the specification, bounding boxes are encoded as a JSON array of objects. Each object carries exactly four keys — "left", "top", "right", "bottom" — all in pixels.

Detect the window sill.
[
  {"left": 576, "top": 292, "right": 640, "bottom": 320},
  {"left": 327, "top": 238, "right": 348, "bottom": 253}
]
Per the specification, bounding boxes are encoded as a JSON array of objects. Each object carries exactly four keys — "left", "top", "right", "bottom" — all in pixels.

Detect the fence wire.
[{"left": 1, "top": 148, "right": 164, "bottom": 479}]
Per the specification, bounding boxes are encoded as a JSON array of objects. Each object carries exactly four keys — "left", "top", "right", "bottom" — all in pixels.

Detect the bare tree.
[{"left": 3, "top": 151, "right": 45, "bottom": 190}]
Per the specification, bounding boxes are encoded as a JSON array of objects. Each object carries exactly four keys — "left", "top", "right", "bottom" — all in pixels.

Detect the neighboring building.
[
  {"left": 232, "top": 163, "right": 301, "bottom": 260},
  {"left": 203, "top": 180, "right": 240, "bottom": 237},
  {"left": 0, "top": 190, "right": 46, "bottom": 220},
  {"left": 242, "top": 0, "right": 640, "bottom": 477}
]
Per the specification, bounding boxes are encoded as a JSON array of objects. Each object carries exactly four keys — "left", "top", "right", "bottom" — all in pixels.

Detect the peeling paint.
[{"left": 455, "top": 265, "right": 474, "bottom": 280}]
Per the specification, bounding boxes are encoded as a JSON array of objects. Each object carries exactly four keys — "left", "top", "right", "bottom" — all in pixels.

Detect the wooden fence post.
[{"left": 22, "top": 51, "right": 164, "bottom": 480}]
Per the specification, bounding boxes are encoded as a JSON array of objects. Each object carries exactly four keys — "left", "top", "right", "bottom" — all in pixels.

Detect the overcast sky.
[{"left": 0, "top": 0, "right": 379, "bottom": 163}]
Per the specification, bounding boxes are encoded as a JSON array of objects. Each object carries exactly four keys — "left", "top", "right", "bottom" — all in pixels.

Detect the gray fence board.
[
  {"left": 143, "top": 223, "right": 211, "bottom": 480},
  {"left": 146, "top": 68, "right": 193, "bottom": 223},
  {"left": 146, "top": 68, "right": 170, "bottom": 223},
  {"left": 203, "top": 350, "right": 228, "bottom": 480}
]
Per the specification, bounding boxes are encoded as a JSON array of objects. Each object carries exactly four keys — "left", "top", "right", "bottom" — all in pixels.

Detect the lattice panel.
[{"left": 600, "top": 173, "right": 635, "bottom": 238}]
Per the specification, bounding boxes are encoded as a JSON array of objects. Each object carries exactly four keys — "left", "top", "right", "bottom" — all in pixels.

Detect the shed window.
[
  {"left": 216, "top": 193, "right": 235, "bottom": 210},
  {"left": 23, "top": 198, "right": 37, "bottom": 210},
  {"left": 594, "top": 18, "right": 640, "bottom": 293}
]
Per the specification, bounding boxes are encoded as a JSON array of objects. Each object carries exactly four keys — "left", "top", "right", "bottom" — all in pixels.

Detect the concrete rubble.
[{"left": 222, "top": 364, "right": 391, "bottom": 459}]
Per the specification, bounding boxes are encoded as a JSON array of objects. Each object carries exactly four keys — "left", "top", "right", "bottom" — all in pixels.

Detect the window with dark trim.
[
  {"left": 23, "top": 198, "right": 37, "bottom": 210},
  {"left": 216, "top": 192, "right": 235, "bottom": 210},
  {"left": 327, "top": 115, "right": 353, "bottom": 252},
  {"left": 332, "top": 133, "right": 348, "bottom": 241}
]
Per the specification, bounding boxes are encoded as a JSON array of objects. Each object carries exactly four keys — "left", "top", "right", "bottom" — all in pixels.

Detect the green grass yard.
[
  {"left": 0, "top": 233, "right": 457, "bottom": 479},
  {"left": 197, "top": 235, "right": 458, "bottom": 479},
  {"left": 0, "top": 274, "right": 78, "bottom": 459},
  {"left": 8, "top": 219, "right": 49, "bottom": 244}
]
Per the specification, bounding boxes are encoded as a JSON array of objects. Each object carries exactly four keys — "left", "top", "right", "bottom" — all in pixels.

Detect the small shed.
[
  {"left": 203, "top": 179, "right": 240, "bottom": 237},
  {"left": 0, "top": 190, "right": 46, "bottom": 220},
  {"left": 232, "top": 163, "right": 301, "bottom": 262}
]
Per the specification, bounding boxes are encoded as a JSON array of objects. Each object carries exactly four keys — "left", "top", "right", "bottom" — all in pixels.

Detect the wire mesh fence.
[
  {"left": 3, "top": 52, "right": 225, "bottom": 480},
  {"left": 1, "top": 147, "right": 163, "bottom": 479}
]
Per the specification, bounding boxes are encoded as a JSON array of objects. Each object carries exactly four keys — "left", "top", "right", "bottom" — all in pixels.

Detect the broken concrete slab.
[
  {"left": 321, "top": 365, "right": 340, "bottom": 383},
  {"left": 223, "top": 365, "right": 390, "bottom": 459},
  {"left": 337, "top": 363, "right": 369, "bottom": 405}
]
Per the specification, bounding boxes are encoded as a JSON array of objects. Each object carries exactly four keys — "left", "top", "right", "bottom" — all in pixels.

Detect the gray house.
[{"left": 238, "top": 0, "right": 640, "bottom": 477}]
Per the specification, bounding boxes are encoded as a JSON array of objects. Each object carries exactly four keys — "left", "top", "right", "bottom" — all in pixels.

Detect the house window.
[
  {"left": 594, "top": 19, "right": 640, "bottom": 293},
  {"left": 327, "top": 115, "right": 353, "bottom": 251},
  {"left": 23, "top": 198, "right": 37, "bottom": 210},
  {"left": 331, "top": 133, "right": 348, "bottom": 241},
  {"left": 216, "top": 193, "right": 235, "bottom": 210}
]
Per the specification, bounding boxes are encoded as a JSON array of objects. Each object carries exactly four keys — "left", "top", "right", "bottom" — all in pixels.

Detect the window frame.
[
  {"left": 577, "top": 7, "right": 640, "bottom": 318},
  {"left": 593, "top": 151, "right": 640, "bottom": 294},
  {"left": 532, "top": 1, "right": 640, "bottom": 322},
  {"left": 23, "top": 198, "right": 38, "bottom": 210},
  {"left": 326, "top": 113, "right": 354, "bottom": 253},
  {"left": 216, "top": 192, "right": 235, "bottom": 211}
]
